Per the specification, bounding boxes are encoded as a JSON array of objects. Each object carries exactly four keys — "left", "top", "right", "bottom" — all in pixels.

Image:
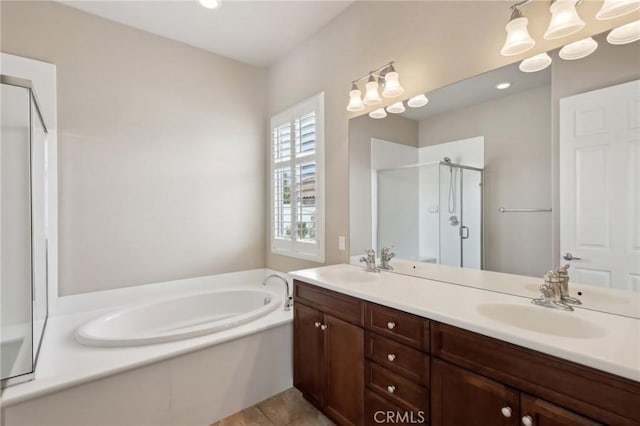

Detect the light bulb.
[
  {"left": 407, "top": 94, "right": 429, "bottom": 108},
  {"left": 519, "top": 53, "right": 552, "bottom": 73},
  {"left": 495, "top": 82, "right": 511, "bottom": 90},
  {"left": 199, "top": 0, "right": 221, "bottom": 9},
  {"left": 596, "top": 0, "right": 640, "bottom": 20},
  {"left": 500, "top": 8, "right": 535, "bottom": 56},
  {"left": 607, "top": 20, "right": 640, "bottom": 45},
  {"left": 382, "top": 66, "right": 404, "bottom": 98},
  {"left": 346, "top": 83, "right": 365, "bottom": 112},
  {"left": 386, "top": 102, "right": 406, "bottom": 114},
  {"left": 369, "top": 108, "right": 387, "bottom": 119},
  {"left": 544, "top": 0, "right": 585, "bottom": 40},
  {"left": 559, "top": 37, "right": 598, "bottom": 60},
  {"left": 363, "top": 74, "right": 382, "bottom": 105}
]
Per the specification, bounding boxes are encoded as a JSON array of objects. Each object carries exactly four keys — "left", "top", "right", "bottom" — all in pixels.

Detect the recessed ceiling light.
[
  {"left": 496, "top": 82, "right": 511, "bottom": 90},
  {"left": 199, "top": 0, "right": 221, "bottom": 9}
]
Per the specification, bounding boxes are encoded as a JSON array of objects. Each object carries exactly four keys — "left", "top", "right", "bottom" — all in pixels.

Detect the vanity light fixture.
[
  {"left": 407, "top": 94, "right": 429, "bottom": 108},
  {"left": 544, "top": 0, "right": 585, "bottom": 40},
  {"left": 347, "top": 83, "right": 365, "bottom": 112},
  {"left": 386, "top": 102, "right": 406, "bottom": 114},
  {"left": 345, "top": 61, "right": 404, "bottom": 111},
  {"left": 500, "top": 3, "right": 536, "bottom": 56},
  {"left": 369, "top": 108, "right": 387, "bottom": 119},
  {"left": 596, "top": 0, "right": 640, "bottom": 20},
  {"left": 519, "top": 52, "right": 553, "bottom": 72},
  {"left": 199, "top": 0, "right": 221, "bottom": 9},
  {"left": 607, "top": 20, "right": 640, "bottom": 44},
  {"left": 496, "top": 82, "right": 512, "bottom": 90},
  {"left": 559, "top": 36, "right": 598, "bottom": 60}
]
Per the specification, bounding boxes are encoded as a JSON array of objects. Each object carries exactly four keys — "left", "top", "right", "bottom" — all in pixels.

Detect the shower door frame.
[
  {"left": 438, "top": 161, "right": 484, "bottom": 270},
  {"left": 1, "top": 74, "right": 49, "bottom": 388}
]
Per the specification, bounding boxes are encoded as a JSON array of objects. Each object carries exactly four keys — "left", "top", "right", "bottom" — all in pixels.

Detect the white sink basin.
[
  {"left": 476, "top": 303, "right": 607, "bottom": 339},
  {"left": 317, "top": 265, "right": 379, "bottom": 284}
]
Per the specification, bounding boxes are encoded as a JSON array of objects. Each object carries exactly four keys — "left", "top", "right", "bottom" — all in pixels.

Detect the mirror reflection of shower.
[{"left": 371, "top": 137, "right": 484, "bottom": 270}]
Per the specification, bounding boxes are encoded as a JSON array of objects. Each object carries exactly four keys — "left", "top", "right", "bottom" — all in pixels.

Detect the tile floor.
[{"left": 211, "top": 388, "right": 335, "bottom": 426}]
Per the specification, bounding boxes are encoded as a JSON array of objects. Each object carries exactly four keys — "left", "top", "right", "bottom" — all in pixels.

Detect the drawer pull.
[
  {"left": 320, "top": 324, "right": 328, "bottom": 331},
  {"left": 387, "top": 385, "right": 396, "bottom": 394},
  {"left": 387, "top": 353, "right": 396, "bottom": 362},
  {"left": 522, "top": 415, "right": 533, "bottom": 426},
  {"left": 387, "top": 321, "right": 396, "bottom": 330},
  {"left": 501, "top": 407, "right": 512, "bottom": 418},
  {"left": 314, "top": 321, "right": 321, "bottom": 328}
]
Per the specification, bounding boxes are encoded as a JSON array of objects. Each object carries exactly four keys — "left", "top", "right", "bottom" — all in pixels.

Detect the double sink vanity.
[{"left": 289, "top": 264, "right": 640, "bottom": 425}]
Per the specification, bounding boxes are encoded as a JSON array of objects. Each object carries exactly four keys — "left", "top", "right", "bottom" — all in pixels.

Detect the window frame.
[{"left": 270, "top": 92, "right": 325, "bottom": 263}]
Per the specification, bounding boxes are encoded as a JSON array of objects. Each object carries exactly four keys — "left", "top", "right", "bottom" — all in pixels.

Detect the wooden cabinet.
[
  {"left": 293, "top": 280, "right": 640, "bottom": 426},
  {"left": 293, "top": 281, "right": 364, "bottom": 426}
]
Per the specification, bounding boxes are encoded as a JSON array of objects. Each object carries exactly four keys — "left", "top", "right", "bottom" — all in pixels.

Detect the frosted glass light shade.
[
  {"left": 559, "top": 37, "right": 598, "bottom": 60},
  {"left": 519, "top": 53, "right": 552, "bottom": 72},
  {"left": 347, "top": 85, "right": 365, "bottom": 112},
  {"left": 199, "top": 0, "right": 221, "bottom": 9},
  {"left": 382, "top": 71, "right": 404, "bottom": 98},
  {"left": 386, "top": 102, "right": 406, "bottom": 114},
  {"left": 407, "top": 94, "right": 429, "bottom": 108},
  {"left": 544, "top": 0, "right": 585, "bottom": 40},
  {"left": 501, "top": 17, "right": 536, "bottom": 56},
  {"left": 363, "top": 76, "right": 382, "bottom": 105},
  {"left": 369, "top": 108, "right": 387, "bottom": 119},
  {"left": 596, "top": 0, "right": 640, "bottom": 20},
  {"left": 607, "top": 20, "right": 640, "bottom": 44}
]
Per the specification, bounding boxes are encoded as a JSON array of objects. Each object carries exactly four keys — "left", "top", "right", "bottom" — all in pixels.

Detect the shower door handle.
[{"left": 460, "top": 226, "right": 470, "bottom": 239}]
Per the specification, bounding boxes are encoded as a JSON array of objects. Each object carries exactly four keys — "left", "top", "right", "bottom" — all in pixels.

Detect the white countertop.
[{"left": 290, "top": 264, "right": 640, "bottom": 382}]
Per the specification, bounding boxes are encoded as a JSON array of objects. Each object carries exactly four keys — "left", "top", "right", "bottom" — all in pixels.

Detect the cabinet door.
[
  {"left": 324, "top": 313, "right": 364, "bottom": 426},
  {"left": 293, "top": 303, "right": 324, "bottom": 408},
  {"left": 520, "top": 394, "right": 603, "bottom": 426},
  {"left": 432, "top": 360, "right": 519, "bottom": 426}
]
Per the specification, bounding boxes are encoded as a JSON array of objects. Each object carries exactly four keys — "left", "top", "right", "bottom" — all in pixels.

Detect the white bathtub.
[{"left": 75, "top": 289, "right": 281, "bottom": 347}]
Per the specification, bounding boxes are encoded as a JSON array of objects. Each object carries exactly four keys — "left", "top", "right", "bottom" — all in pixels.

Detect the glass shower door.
[{"left": 460, "top": 168, "right": 482, "bottom": 269}]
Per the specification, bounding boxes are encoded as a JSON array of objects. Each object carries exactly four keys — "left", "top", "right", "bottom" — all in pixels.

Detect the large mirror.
[{"left": 349, "top": 31, "right": 640, "bottom": 318}]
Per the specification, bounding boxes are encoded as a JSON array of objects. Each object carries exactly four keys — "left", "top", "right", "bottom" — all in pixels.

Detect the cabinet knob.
[
  {"left": 387, "top": 321, "right": 396, "bottom": 330},
  {"left": 387, "top": 385, "right": 396, "bottom": 394},
  {"left": 320, "top": 324, "right": 328, "bottom": 331},
  {"left": 314, "top": 321, "right": 321, "bottom": 328},
  {"left": 522, "top": 415, "right": 533, "bottom": 426},
  {"left": 387, "top": 354, "right": 396, "bottom": 362},
  {"left": 501, "top": 407, "right": 512, "bottom": 418}
]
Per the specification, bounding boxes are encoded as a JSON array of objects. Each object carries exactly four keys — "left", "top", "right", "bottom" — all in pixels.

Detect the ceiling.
[
  {"left": 402, "top": 63, "right": 551, "bottom": 121},
  {"left": 61, "top": 1, "right": 353, "bottom": 67}
]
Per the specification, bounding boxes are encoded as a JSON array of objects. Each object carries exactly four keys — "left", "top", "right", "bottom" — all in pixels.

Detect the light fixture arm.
[{"left": 351, "top": 61, "right": 396, "bottom": 85}]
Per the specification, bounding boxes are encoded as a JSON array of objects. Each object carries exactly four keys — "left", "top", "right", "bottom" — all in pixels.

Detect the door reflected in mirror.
[{"left": 348, "top": 31, "right": 640, "bottom": 318}]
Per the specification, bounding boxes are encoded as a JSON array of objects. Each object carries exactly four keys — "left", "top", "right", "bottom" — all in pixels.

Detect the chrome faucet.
[
  {"left": 556, "top": 264, "right": 582, "bottom": 305},
  {"left": 532, "top": 271, "right": 573, "bottom": 311},
  {"left": 262, "top": 274, "right": 292, "bottom": 311},
  {"left": 380, "top": 246, "right": 395, "bottom": 270},
  {"left": 360, "top": 249, "right": 379, "bottom": 272}
]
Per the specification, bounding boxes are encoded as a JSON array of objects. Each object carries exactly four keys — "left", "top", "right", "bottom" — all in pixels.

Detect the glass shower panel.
[
  {"left": 1, "top": 83, "right": 34, "bottom": 381},
  {"left": 439, "top": 164, "right": 462, "bottom": 267},
  {"left": 461, "top": 168, "right": 482, "bottom": 269},
  {"left": 377, "top": 167, "right": 420, "bottom": 260}
]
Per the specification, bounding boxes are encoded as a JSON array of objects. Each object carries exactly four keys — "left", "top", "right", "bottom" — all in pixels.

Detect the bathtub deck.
[{"left": 213, "top": 388, "right": 334, "bottom": 426}]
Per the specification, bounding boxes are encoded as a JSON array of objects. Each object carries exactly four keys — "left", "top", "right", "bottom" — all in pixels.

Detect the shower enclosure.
[
  {"left": 1, "top": 75, "right": 49, "bottom": 387},
  {"left": 376, "top": 160, "right": 483, "bottom": 269}
]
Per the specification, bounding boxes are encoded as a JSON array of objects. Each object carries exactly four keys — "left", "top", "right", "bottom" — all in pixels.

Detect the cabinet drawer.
[
  {"left": 366, "top": 390, "right": 428, "bottom": 425},
  {"left": 432, "top": 322, "right": 640, "bottom": 425},
  {"left": 294, "top": 281, "right": 364, "bottom": 326},
  {"left": 366, "top": 361, "right": 429, "bottom": 415},
  {"left": 366, "top": 303, "right": 429, "bottom": 351},
  {"left": 365, "top": 332, "right": 430, "bottom": 385}
]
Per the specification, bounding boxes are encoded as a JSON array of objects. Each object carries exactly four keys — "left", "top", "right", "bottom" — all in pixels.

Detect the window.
[{"left": 270, "top": 93, "right": 324, "bottom": 262}]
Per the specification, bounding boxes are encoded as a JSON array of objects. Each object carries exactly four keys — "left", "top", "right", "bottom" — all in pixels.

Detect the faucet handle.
[{"left": 539, "top": 283, "right": 553, "bottom": 299}]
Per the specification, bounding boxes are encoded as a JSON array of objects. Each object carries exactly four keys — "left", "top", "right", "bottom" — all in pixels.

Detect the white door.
[{"left": 560, "top": 80, "right": 640, "bottom": 291}]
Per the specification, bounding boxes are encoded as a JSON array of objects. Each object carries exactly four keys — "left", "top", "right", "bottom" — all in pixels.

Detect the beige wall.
[
  {"left": 419, "top": 86, "right": 551, "bottom": 277},
  {"left": 349, "top": 114, "right": 418, "bottom": 256},
  {"left": 550, "top": 33, "right": 640, "bottom": 267},
  {"left": 1, "top": 1, "right": 267, "bottom": 295},
  {"left": 266, "top": 0, "right": 636, "bottom": 273}
]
